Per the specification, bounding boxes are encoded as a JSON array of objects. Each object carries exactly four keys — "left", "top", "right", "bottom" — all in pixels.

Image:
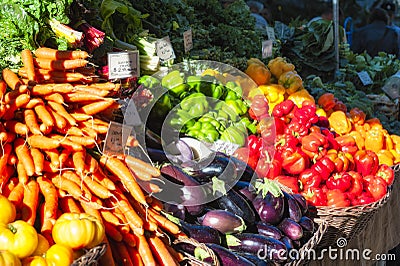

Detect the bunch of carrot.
[{"left": 0, "top": 47, "right": 187, "bottom": 266}]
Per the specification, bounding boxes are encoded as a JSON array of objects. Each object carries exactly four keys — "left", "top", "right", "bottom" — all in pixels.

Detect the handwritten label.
[
  {"left": 262, "top": 40, "right": 273, "bottom": 59},
  {"left": 103, "top": 121, "right": 133, "bottom": 156},
  {"left": 357, "top": 71, "right": 373, "bottom": 86},
  {"left": 124, "top": 100, "right": 142, "bottom": 126},
  {"left": 156, "top": 36, "right": 176, "bottom": 62},
  {"left": 266, "top": 26, "right": 276, "bottom": 41},
  {"left": 183, "top": 29, "right": 193, "bottom": 53},
  {"left": 211, "top": 140, "right": 240, "bottom": 156},
  {"left": 107, "top": 51, "right": 139, "bottom": 79}
]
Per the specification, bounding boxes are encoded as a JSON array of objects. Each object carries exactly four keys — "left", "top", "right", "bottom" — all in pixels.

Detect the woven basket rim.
[{"left": 70, "top": 242, "right": 107, "bottom": 266}]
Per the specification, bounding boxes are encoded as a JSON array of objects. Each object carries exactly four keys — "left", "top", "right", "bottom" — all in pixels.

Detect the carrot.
[
  {"left": 86, "top": 82, "right": 120, "bottom": 91},
  {"left": 160, "top": 237, "right": 185, "bottom": 263},
  {"left": 8, "top": 182, "right": 24, "bottom": 209},
  {"left": 61, "top": 171, "right": 92, "bottom": 200},
  {"left": 147, "top": 234, "right": 179, "bottom": 266},
  {"left": 37, "top": 176, "right": 58, "bottom": 234},
  {"left": 21, "top": 49, "right": 36, "bottom": 82},
  {"left": 63, "top": 92, "right": 105, "bottom": 103},
  {"left": 0, "top": 80, "right": 7, "bottom": 99},
  {"left": 2, "top": 177, "right": 18, "bottom": 198},
  {"left": 148, "top": 208, "right": 181, "bottom": 235},
  {"left": 3, "top": 86, "right": 28, "bottom": 104},
  {"left": 91, "top": 168, "right": 116, "bottom": 191},
  {"left": 116, "top": 242, "right": 133, "bottom": 266},
  {"left": 39, "top": 204, "right": 56, "bottom": 246},
  {"left": 69, "top": 112, "right": 93, "bottom": 122},
  {"left": 82, "top": 175, "right": 114, "bottom": 199},
  {"left": 43, "top": 93, "right": 64, "bottom": 105},
  {"left": 34, "top": 104, "right": 54, "bottom": 127},
  {"left": 0, "top": 131, "right": 16, "bottom": 144},
  {"left": 51, "top": 174, "right": 87, "bottom": 200},
  {"left": 42, "top": 160, "right": 58, "bottom": 173},
  {"left": 7, "top": 151, "right": 17, "bottom": 166},
  {"left": 125, "top": 155, "right": 160, "bottom": 177},
  {"left": 14, "top": 138, "right": 35, "bottom": 176},
  {"left": 126, "top": 245, "right": 144, "bottom": 266},
  {"left": 21, "top": 179, "right": 40, "bottom": 225},
  {"left": 72, "top": 150, "right": 86, "bottom": 174},
  {"left": 3, "top": 94, "right": 31, "bottom": 120},
  {"left": 84, "top": 154, "right": 98, "bottom": 174},
  {"left": 100, "top": 210, "right": 120, "bottom": 226},
  {"left": 48, "top": 134, "right": 83, "bottom": 151},
  {"left": 134, "top": 233, "right": 156, "bottom": 266},
  {"left": 58, "top": 195, "right": 82, "bottom": 213},
  {"left": 73, "top": 85, "right": 110, "bottom": 97},
  {"left": 18, "top": 68, "right": 92, "bottom": 83},
  {"left": 2, "top": 68, "right": 22, "bottom": 90},
  {"left": 39, "top": 123, "right": 52, "bottom": 135},
  {"left": 100, "top": 156, "right": 147, "bottom": 205},
  {"left": 121, "top": 231, "right": 136, "bottom": 247},
  {"left": 45, "top": 105, "right": 67, "bottom": 130},
  {"left": 24, "top": 97, "right": 44, "bottom": 109},
  {"left": 44, "top": 149, "right": 60, "bottom": 168},
  {"left": 27, "top": 135, "right": 60, "bottom": 150},
  {"left": 47, "top": 101, "right": 76, "bottom": 126},
  {"left": 58, "top": 148, "right": 71, "bottom": 166},
  {"left": 104, "top": 221, "right": 123, "bottom": 242},
  {"left": 126, "top": 194, "right": 158, "bottom": 232},
  {"left": 113, "top": 190, "right": 143, "bottom": 233},
  {"left": 78, "top": 124, "right": 98, "bottom": 139},
  {"left": 77, "top": 99, "right": 116, "bottom": 116},
  {"left": 33, "top": 58, "right": 88, "bottom": 70},
  {"left": 0, "top": 143, "right": 12, "bottom": 173},
  {"left": 147, "top": 197, "right": 163, "bottom": 212},
  {"left": 34, "top": 47, "right": 89, "bottom": 60},
  {"left": 66, "top": 135, "right": 96, "bottom": 148},
  {"left": 16, "top": 160, "right": 29, "bottom": 185},
  {"left": 79, "top": 199, "right": 102, "bottom": 220},
  {"left": 56, "top": 126, "right": 84, "bottom": 137},
  {"left": 30, "top": 83, "right": 74, "bottom": 95},
  {"left": 4, "top": 120, "right": 29, "bottom": 135},
  {"left": 24, "top": 109, "right": 42, "bottom": 135}
]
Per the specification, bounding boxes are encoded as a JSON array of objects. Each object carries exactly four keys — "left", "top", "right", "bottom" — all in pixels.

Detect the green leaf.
[
  {"left": 194, "top": 247, "right": 210, "bottom": 261},
  {"left": 212, "top": 176, "right": 226, "bottom": 196},
  {"left": 225, "top": 234, "right": 241, "bottom": 247}
]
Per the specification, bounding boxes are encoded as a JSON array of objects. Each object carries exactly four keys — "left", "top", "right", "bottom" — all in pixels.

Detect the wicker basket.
[
  {"left": 173, "top": 221, "right": 328, "bottom": 266},
  {"left": 70, "top": 243, "right": 107, "bottom": 266},
  {"left": 313, "top": 183, "right": 392, "bottom": 249}
]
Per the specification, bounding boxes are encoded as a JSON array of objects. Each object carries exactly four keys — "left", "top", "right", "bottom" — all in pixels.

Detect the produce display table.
[{"left": 310, "top": 176, "right": 400, "bottom": 266}]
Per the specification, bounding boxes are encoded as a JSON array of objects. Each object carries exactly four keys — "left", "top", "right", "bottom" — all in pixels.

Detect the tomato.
[
  {"left": 52, "top": 213, "right": 105, "bottom": 250},
  {"left": 0, "top": 250, "right": 21, "bottom": 266},
  {"left": 0, "top": 220, "right": 38, "bottom": 259},
  {"left": 0, "top": 195, "right": 16, "bottom": 224},
  {"left": 32, "top": 234, "right": 50, "bottom": 256},
  {"left": 45, "top": 244, "right": 73, "bottom": 266}
]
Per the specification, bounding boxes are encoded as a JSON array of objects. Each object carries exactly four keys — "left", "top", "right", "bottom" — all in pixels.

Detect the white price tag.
[
  {"left": 211, "top": 140, "right": 240, "bottom": 156},
  {"left": 103, "top": 121, "right": 133, "bottom": 156},
  {"left": 124, "top": 100, "right": 142, "bottom": 126},
  {"left": 107, "top": 50, "right": 139, "bottom": 79},
  {"left": 183, "top": 29, "right": 193, "bottom": 53},
  {"left": 156, "top": 36, "right": 176, "bottom": 62},
  {"left": 357, "top": 71, "right": 373, "bottom": 86},
  {"left": 266, "top": 26, "right": 276, "bottom": 41},
  {"left": 262, "top": 40, "right": 273, "bottom": 59}
]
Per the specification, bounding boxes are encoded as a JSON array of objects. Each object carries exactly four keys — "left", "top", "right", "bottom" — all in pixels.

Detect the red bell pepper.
[
  {"left": 233, "top": 147, "right": 257, "bottom": 170},
  {"left": 281, "top": 146, "right": 310, "bottom": 175},
  {"left": 265, "top": 159, "right": 282, "bottom": 179},
  {"left": 311, "top": 156, "right": 336, "bottom": 180},
  {"left": 376, "top": 164, "right": 395, "bottom": 186},
  {"left": 326, "top": 189, "right": 351, "bottom": 207},
  {"left": 346, "top": 171, "right": 363, "bottom": 199},
  {"left": 326, "top": 172, "right": 352, "bottom": 192},
  {"left": 272, "top": 99, "right": 295, "bottom": 118},
  {"left": 247, "top": 135, "right": 263, "bottom": 158},
  {"left": 274, "top": 175, "right": 300, "bottom": 193},
  {"left": 335, "top": 135, "right": 359, "bottom": 156},
  {"left": 302, "top": 187, "right": 327, "bottom": 206},
  {"left": 325, "top": 150, "right": 355, "bottom": 173},
  {"left": 275, "top": 133, "right": 299, "bottom": 152},
  {"left": 321, "top": 128, "right": 341, "bottom": 150},
  {"left": 285, "top": 117, "right": 309, "bottom": 137},
  {"left": 351, "top": 191, "right": 375, "bottom": 206},
  {"left": 354, "top": 150, "right": 379, "bottom": 176},
  {"left": 299, "top": 169, "right": 322, "bottom": 190},
  {"left": 363, "top": 175, "right": 387, "bottom": 201},
  {"left": 250, "top": 94, "right": 269, "bottom": 120},
  {"left": 274, "top": 117, "right": 287, "bottom": 135},
  {"left": 301, "top": 132, "right": 329, "bottom": 160}
]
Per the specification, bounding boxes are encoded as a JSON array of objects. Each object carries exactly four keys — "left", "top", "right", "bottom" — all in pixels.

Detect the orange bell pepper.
[
  {"left": 390, "top": 149, "right": 400, "bottom": 164},
  {"left": 328, "top": 111, "right": 352, "bottom": 135},
  {"left": 365, "top": 118, "right": 383, "bottom": 130},
  {"left": 348, "top": 131, "right": 365, "bottom": 150},
  {"left": 391, "top": 134, "right": 400, "bottom": 151},
  {"left": 365, "top": 128, "right": 384, "bottom": 154},
  {"left": 245, "top": 62, "right": 271, "bottom": 86},
  {"left": 349, "top": 108, "right": 366, "bottom": 125},
  {"left": 376, "top": 150, "right": 394, "bottom": 166},
  {"left": 317, "top": 93, "right": 336, "bottom": 111}
]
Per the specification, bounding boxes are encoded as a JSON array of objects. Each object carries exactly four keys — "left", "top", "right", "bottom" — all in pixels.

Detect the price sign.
[
  {"left": 262, "top": 40, "right": 273, "bottom": 59},
  {"left": 183, "top": 29, "right": 193, "bottom": 53},
  {"left": 156, "top": 36, "right": 176, "bottom": 62},
  {"left": 211, "top": 140, "right": 240, "bottom": 156},
  {"left": 266, "top": 26, "right": 276, "bottom": 41},
  {"left": 357, "top": 71, "right": 373, "bottom": 86},
  {"left": 124, "top": 100, "right": 142, "bottom": 127},
  {"left": 107, "top": 50, "right": 139, "bottom": 79},
  {"left": 103, "top": 121, "right": 133, "bottom": 156}
]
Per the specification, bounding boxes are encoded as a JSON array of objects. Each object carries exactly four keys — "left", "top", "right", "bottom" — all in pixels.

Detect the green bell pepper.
[
  {"left": 220, "top": 126, "right": 246, "bottom": 146},
  {"left": 161, "top": 70, "right": 188, "bottom": 97},
  {"left": 225, "top": 81, "right": 243, "bottom": 97},
  {"left": 138, "top": 75, "right": 160, "bottom": 88},
  {"left": 238, "top": 117, "right": 257, "bottom": 134},
  {"left": 225, "top": 99, "right": 248, "bottom": 116},
  {"left": 168, "top": 109, "right": 195, "bottom": 130},
  {"left": 186, "top": 121, "right": 220, "bottom": 142},
  {"left": 180, "top": 93, "right": 209, "bottom": 117}
]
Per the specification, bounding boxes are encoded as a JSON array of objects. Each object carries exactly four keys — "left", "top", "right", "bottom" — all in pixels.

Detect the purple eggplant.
[
  {"left": 278, "top": 218, "right": 303, "bottom": 241},
  {"left": 205, "top": 243, "right": 256, "bottom": 266},
  {"left": 225, "top": 153, "right": 260, "bottom": 182},
  {"left": 217, "top": 189, "right": 256, "bottom": 224},
  {"left": 252, "top": 192, "right": 285, "bottom": 225},
  {"left": 280, "top": 236, "right": 295, "bottom": 250},
  {"left": 201, "top": 209, "right": 246, "bottom": 234},
  {"left": 237, "top": 253, "right": 271, "bottom": 266},
  {"left": 298, "top": 216, "right": 315, "bottom": 232},
  {"left": 163, "top": 203, "right": 186, "bottom": 220},
  {"left": 283, "top": 192, "right": 302, "bottom": 222},
  {"left": 226, "top": 233, "right": 287, "bottom": 263},
  {"left": 146, "top": 148, "right": 169, "bottom": 163},
  {"left": 256, "top": 222, "right": 283, "bottom": 240},
  {"left": 179, "top": 220, "right": 221, "bottom": 244},
  {"left": 291, "top": 193, "right": 308, "bottom": 215},
  {"left": 189, "top": 156, "right": 238, "bottom": 184}
]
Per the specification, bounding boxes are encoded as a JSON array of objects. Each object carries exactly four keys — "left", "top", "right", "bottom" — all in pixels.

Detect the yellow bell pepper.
[
  {"left": 245, "top": 62, "right": 271, "bottom": 86},
  {"left": 315, "top": 107, "right": 327, "bottom": 117},
  {"left": 287, "top": 88, "right": 315, "bottom": 107},
  {"left": 365, "top": 128, "right": 385, "bottom": 154},
  {"left": 390, "top": 149, "right": 400, "bottom": 164},
  {"left": 348, "top": 130, "right": 365, "bottom": 150},
  {"left": 201, "top": 68, "right": 226, "bottom": 83},
  {"left": 278, "top": 71, "right": 303, "bottom": 95},
  {"left": 258, "top": 84, "right": 285, "bottom": 113},
  {"left": 376, "top": 150, "right": 394, "bottom": 166},
  {"left": 267, "top": 57, "right": 295, "bottom": 79}
]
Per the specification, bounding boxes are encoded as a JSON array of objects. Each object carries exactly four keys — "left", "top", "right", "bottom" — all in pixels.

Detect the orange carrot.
[
  {"left": 63, "top": 93, "right": 107, "bottom": 103},
  {"left": 34, "top": 104, "right": 54, "bottom": 127},
  {"left": 21, "top": 49, "right": 36, "bottom": 82},
  {"left": 43, "top": 93, "right": 64, "bottom": 105},
  {"left": 104, "top": 221, "right": 123, "bottom": 242},
  {"left": 30, "top": 83, "right": 74, "bottom": 95},
  {"left": 134, "top": 233, "right": 156, "bottom": 266},
  {"left": 56, "top": 126, "right": 84, "bottom": 137},
  {"left": 126, "top": 194, "right": 158, "bottom": 232},
  {"left": 0, "top": 165, "right": 14, "bottom": 194},
  {"left": 2, "top": 177, "right": 18, "bottom": 198},
  {"left": 147, "top": 197, "right": 163, "bottom": 212},
  {"left": 34, "top": 47, "right": 89, "bottom": 60},
  {"left": 148, "top": 208, "right": 181, "bottom": 235},
  {"left": 8, "top": 182, "right": 24, "bottom": 209},
  {"left": 77, "top": 99, "right": 116, "bottom": 116},
  {"left": 37, "top": 176, "right": 58, "bottom": 234},
  {"left": 45, "top": 105, "right": 67, "bottom": 130},
  {"left": 122, "top": 231, "right": 136, "bottom": 247},
  {"left": 69, "top": 112, "right": 93, "bottom": 122},
  {"left": 3, "top": 86, "right": 28, "bottom": 104},
  {"left": 100, "top": 210, "right": 120, "bottom": 226},
  {"left": 79, "top": 199, "right": 102, "bottom": 220},
  {"left": 98, "top": 237, "right": 117, "bottom": 266},
  {"left": 16, "top": 160, "right": 28, "bottom": 185},
  {"left": 66, "top": 135, "right": 96, "bottom": 148},
  {"left": 58, "top": 148, "right": 71, "bottom": 166},
  {"left": 80, "top": 121, "right": 109, "bottom": 134},
  {"left": 61, "top": 171, "right": 92, "bottom": 200},
  {"left": 126, "top": 245, "right": 144, "bottom": 266},
  {"left": 44, "top": 149, "right": 60, "bottom": 168},
  {"left": 27, "top": 135, "right": 60, "bottom": 150},
  {"left": 0, "top": 131, "right": 16, "bottom": 144},
  {"left": 42, "top": 160, "right": 58, "bottom": 173},
  {"left": 3, "top": 94, "right": 31, "bottom": 120},
  {"left": 51, "top": 174, "right": 87, "bottom": 200},
  {"left": 39, "top": 123, "right": 53, "bottom": 135},
  {"left": 100, "top": 156, "right": 147, "bottom": 205},
  {"left": 21, "top": 179, "right": 40, "bottom": 225},
  {"left": 58, "top": 195, "right": 82, "bottom": 213},
  {"left": 24, "top": 109, "right": 42, "bottom": 135},
  {"left": 2, "top": 68, "right": 22, "bottom": 90},
  {"left": 86, "top": 82, "right": 120, "bottom": 91},
  {"left": 14, "top": 138, "right": 35, "bottom": 176},
  {"left": 7, "top": 151, "right": 17, "bottom": 166},
  {"left": 4, "top": 120, "right": 29, "bottom": 135},
  {"left": 84, "top": 154, "right": 98, "bottom": 174},
  {"left": 113, "top": 190, "right": 143, "bottom": 233},
  {"left": 33, "top": 58, "right": 88, "bottom": 70},
  {"left": 0, "top": 143, "right": 12, "bottom": 172},
  {"left": 73, "top": 85, "right": 110, "bottom": 97},
  {"left": 91, "top": 168, "right": 116, "bottom": 191},
  {"left": 47, "top": 101, "right": 76, "bottom": 126},
  {"left": 147, "top": 234, "right": 179, "bottom": 266},
  {"left": 48, "top": 134, "right": 83, "bottom": 151},
  {"left": 82, "top": 175, "right": 113, "bottom": 199},
  {"left": 161, "top": 237, "right": 185, "bottom": 263},
  {"left": 125, "top": 155, "right": 160, "bottom": 177},
  {"left": 24, "top": 97, "right": 44, "bottom": 109},
  {"left": 116, "top": 242, "right": 133, "bottom": 266},
  {"left": 72, "top": 150, "right": 86, "bottom": 174}
]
